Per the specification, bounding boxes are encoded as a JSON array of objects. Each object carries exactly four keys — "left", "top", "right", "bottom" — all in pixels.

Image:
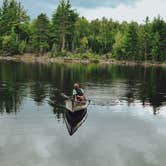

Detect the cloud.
[
  {"left": 0, "top": 0, "right": 165, "bottom": 23},
  {"left": 78, "top": 0, "right": 166, "bottom": 23},
  {"left": 71, "top": 0, "right": 140, "bottom": 8},
  {"left": 0, "top": 0, "right": 141, "bottom": 17},
  {"left": 21, "top": 0, "right": 141, "bottom": 9}
]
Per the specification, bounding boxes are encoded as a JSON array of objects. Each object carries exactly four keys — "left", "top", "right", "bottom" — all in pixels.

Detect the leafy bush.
[
  {"left": 2, "top": 34, "right": 18, "bottom": 56},
  {"left": 57, "top": 51, "right": 67, "bottom": 57},
  {"left": 90, "top": 58, "right": 100, "bottom": 63},
  {"left": 18, "top": 41, "right": 26, "bottom": 54}
]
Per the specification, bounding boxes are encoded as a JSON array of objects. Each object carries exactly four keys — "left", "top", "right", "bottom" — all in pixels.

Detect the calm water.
[{"left": 0, "top": 61, "right": 166, "bottom": 166}]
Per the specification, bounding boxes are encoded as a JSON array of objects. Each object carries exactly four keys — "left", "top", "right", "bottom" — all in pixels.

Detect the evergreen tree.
[
  {"left": 0, "top": 0, "right": 29, "bottom": 55},
  {"left": 0, "top": 0, "right": 28, "bottom": 36},
  {"left": 31, "top": 13, "right": 50, "bottom": 55},
  {"left": 112, "top": 31, "right": 125, "bottom": 59},
  {"left": 2, "top": 29, "right": 18, "bottom": 55},
  {"left": 52, "top": 0, "right": 78, "bottom": 52},
  {"left": 73, "top": 17, "right": 90, "bottom": 51},
  {"left": 151, "top": 16, "right": 166, "bottom": 61},
  {"left": 151, "top": 32, "right": 160, "bottom": 61},
  {"left": 123, "top": 22, "right": 139, "bottom": 60},
  {"left": 138, "top": 17, "right": 152, "bottom": 61}
]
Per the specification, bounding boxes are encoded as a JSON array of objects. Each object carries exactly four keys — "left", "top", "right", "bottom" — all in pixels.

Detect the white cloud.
[
  {"left": 78, "top": 0, "right": 166, "bottom": 23},
  {"left": 71, "top": 0, "right": 140, "bottom": 8},
  {"left": 0, "top": 0, "right": 165, "bottom": 22}
]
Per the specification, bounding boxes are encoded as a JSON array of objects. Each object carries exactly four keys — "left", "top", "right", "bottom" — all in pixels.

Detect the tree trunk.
[
  {"left": 61, "top": 34, "right": 65, "bottom": 52},
  {"left": 144, "top": 43, "right": 147, "bottom": 61}
]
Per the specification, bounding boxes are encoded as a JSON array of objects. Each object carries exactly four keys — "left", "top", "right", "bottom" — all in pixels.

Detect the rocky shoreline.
[{"left": 0, "top": 54, "right": 166, "bottom": 67}]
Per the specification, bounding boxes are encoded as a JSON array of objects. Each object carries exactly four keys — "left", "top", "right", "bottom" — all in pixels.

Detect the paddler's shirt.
[{"left": 73, "top": 88, "right": 84, "bottom": 96}]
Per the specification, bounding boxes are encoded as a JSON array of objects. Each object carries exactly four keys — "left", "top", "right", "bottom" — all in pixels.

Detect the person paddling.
[{"left": 73, "top": 83, "right": 86, "bottom": 102}]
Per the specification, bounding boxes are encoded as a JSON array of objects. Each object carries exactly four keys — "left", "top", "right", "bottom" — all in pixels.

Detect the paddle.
[{"left": 61, "top": 93, "right": 73, "bottom": 100}]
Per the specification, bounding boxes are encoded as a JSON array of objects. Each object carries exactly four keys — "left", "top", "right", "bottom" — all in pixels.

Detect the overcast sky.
[{"left": 0, "top": 0, "right": 165, "bottom": 23}]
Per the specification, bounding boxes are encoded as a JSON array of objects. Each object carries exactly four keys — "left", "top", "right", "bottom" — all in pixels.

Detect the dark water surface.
[{"left": 0, "top": 61, "right": 166, "bottom": 166}]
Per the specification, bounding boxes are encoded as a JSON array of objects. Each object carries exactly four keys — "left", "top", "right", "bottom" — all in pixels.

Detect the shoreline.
[{"left": 0, "top": 54, "right": 166, "bottom": 67}]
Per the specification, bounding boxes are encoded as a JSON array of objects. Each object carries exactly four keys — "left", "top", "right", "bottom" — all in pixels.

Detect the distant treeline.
[{"left": 0, "top": 0, "right": 165, "bottom": 61}]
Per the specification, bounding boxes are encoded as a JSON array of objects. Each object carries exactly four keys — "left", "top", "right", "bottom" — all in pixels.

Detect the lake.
[{"left": 0, "top": 61, "right": 166, "bottom": 166}]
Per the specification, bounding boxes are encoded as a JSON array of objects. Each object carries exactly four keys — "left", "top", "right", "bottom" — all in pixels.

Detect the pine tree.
[
  {"left": 123, "top": 22, "right": 139, "bottom": 60},
  {"left": 0, "top": 0, "right": 29, "bottom": 55},
  {"left": 52, "top": 0, "right": 78, "bottom": 52},
  {"left": 31, "top": 13, "right": 50, "bottom": 55},
  {"left": 138, "top": 17, "right": 152, "bottom": 61},
  {"left": 151, "top": 16, "right": 166, "bottom": 61},
  {"left": 112, "top": 31, "right": 125, "bottom": 59},
  {"left": 151, "top": 32, "right": 160, "bottom": 61}
]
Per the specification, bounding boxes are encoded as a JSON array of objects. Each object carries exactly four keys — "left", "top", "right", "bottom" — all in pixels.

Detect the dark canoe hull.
[{"left": 64, "top": 109, "right": 88, "bottom": 136}]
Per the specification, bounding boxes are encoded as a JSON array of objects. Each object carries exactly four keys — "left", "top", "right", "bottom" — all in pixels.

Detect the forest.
[{"left": 0, "top": 0, "right": 165, "bottom": 61}]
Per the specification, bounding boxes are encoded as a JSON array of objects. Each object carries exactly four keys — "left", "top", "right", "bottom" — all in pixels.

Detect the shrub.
[
  {"left": 18, "top": 41, "right": 26, "bottom": 54},
  {"left": 90, "top": 58, "right": 100, "bottom": 63},
  {"left": 2, "top": 34, "right": 18, "bottom": 56}
]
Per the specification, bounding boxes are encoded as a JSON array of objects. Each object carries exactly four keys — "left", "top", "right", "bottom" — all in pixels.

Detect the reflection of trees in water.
[
  {"left": 48, "top": 86, "right": 65, "bottom": 120},
  {"left": 0, "top": 82, "right": 24, "bottom": 114},
  {"left": 52, "top": 107, "right": 65, "bottom": 122},
  {"left": 124, "top": 66, "right": 166, "bottom": 114},
  {"left": 123, "top": 66, "right": 138, "bottom": 106},
  {"left": 138, "top": 67, "right": 166, "bottom": 114},
  {"left": 30, "top": 82, "right": 47, "bottom": 105},
  {"left": 0, "top": 62, "right": 165, "bottom": 114}
]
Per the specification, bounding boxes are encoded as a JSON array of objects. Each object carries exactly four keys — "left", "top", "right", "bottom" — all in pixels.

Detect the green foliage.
[
  {"left": 56, "top": 51, "right": 68, "bottom": 57},
  {"left": 80, "top": 37, "right": 88, "bottom": 52},
  {"left": 73, "top": 17, "right": 90, "bottom": 50},
  {"left": 18, "top": 40, "right": 26, "bottom": 54},
  {"left": 90, "top": 59, "right": 100, "bottom": 63},
  {"left": 88, "top": 18, "right": 117, "bottom": 54},
  {"left": 31, "top": 13, "right": 50, "bottom": 55},
  {"left": 50, "top": 43, "right": 58, "bottom": 57},
  {"left": 2, "top": 31, "right": 18, "bottom": 55},
  {"left": 0, "top": 0, "right": 165, "bottom": 62},
  {"left": 112, "top": 31, "right": 125, "bottom": 59},
  {"left": 0, "top": 0, "right": 29, "bottom": 35},
  {"left": 151, "top": 32, "right": 160, "bottom": 61},
  {"left": 0, "top": 0, "right": 29, "bottom": 55},
  {"left": 52, "top": 0, "right": 78, "bottom": 52},
  {"left": 151, "top": 16, "right": 166, "bottom": 61},
  {"left": 138, "top": 17, "right": 154, "bottom": 61},
  {"left": 69, "top": 51, "right": 100, "bottom": 62},
  {"left": 123, "top": 22, "right": 139, "bottom": 60}
]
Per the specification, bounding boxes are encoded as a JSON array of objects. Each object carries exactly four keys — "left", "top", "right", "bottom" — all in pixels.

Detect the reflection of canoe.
[
  {"left": 65, "top": 100, "right": 90, "bottom": 112},
  {"left": 64, "top": 109, "right": 88, "bottom": 136}
]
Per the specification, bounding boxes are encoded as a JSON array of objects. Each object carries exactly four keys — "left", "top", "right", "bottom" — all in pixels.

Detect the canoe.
[
  {"left": 64, "top": 109, "right": 88, "bottom": 136},
  {"left": 65, "top": 100, "right": 90, "bottom": 112}
]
